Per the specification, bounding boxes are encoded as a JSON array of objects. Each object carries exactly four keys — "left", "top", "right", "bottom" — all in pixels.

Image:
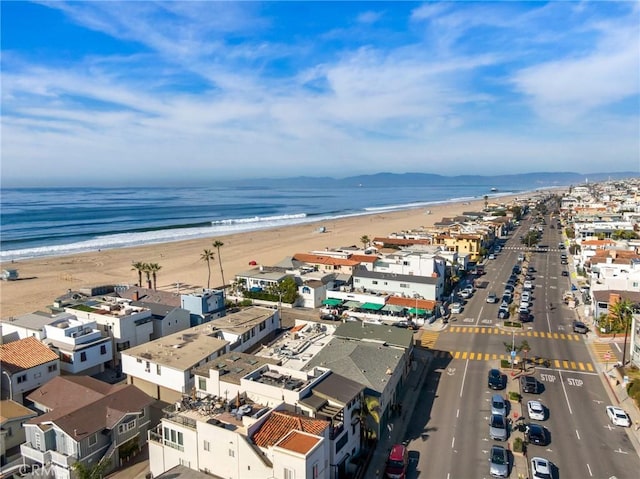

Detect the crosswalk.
[
  {"left": 420, "top": 331, "right": 440, "bottom": 349},
  {"left": 502, "top": 245, "right": 565, "bottom": 253},
  {"left": 590, "top": 342, "right": 618, "bottom": 363},
  {"left": 431, "top": 350, "right": 594, "bottom": 372},
  {"left": 444, "top": 326, "right": 582, "bottom": 341}
]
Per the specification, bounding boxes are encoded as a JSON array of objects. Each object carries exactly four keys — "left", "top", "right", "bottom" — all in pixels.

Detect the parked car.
[
  {"left": 530, "top": 457, "right": 553, "bottom": 479},
  {"left": 486, "top": 293, "right": 498, "bottom": 304},
  {"left": 489, "top": 445, "right": 509, "bottom": 478},
  {"left": 491, "top": 394, "right": 507, "bottom": 416},
  {"left": 606, "top": 405, "right": 631, "bottom": 427},
  {"left": 450, "top": 302, "right": 463, "bottom": 314},
  {"left": 320, "top": 313, "right": 339, "bottom": 321},
  {"left": 527, "top": 400, "right": 546, "bottom": 421},
  {"left": 488, "top": 369, "right": 505, "bottom": 390},
  {"left": 561, "top": 270, "right": 569, "bottom": 276},
  {"left": 458, "top": 289, "right": 472, "bottom": 299},
  {"left": 519, "top": 311, "right": 532, "bottom": 323},
  {"left": 498, "top": 308, "right": 510, "bottom": 319},
  {"left": 384, "top": 443, "right": 408, "bottom": 479},
  {"left": 525, "top": 424, "right": 550, "bottom": 446},
  {"left": 521, "top": 291, "right": 531, "bottom": 302},
  {"left": 523, "top": 280, "right": 533, "bottom": 290},
  {"left": 488, "top": 253, "right": 496, "bottom": 260},
  {"left": 489, "top": 413, "right": 508, "bottom": 441},
  {"left": 520, "top": 376, "right": 539, "bottom": 394},
  {"left": 572, "top": 320, "right": 588, "bottom": 334}
]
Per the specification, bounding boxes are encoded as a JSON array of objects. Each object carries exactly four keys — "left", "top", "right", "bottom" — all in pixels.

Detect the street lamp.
[
  {"left": 622, "top": 310, "right": 632, "bottom": 367},
  {"left": 1, "top": 369, "right": 13, "bottom": 401}
]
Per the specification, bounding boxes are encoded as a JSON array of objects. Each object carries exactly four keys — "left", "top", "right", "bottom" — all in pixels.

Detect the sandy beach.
[{"left": 0, "top": 195, "right": 519, "bottom": 318}]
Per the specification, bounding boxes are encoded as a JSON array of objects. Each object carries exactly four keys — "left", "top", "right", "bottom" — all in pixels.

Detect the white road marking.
[
  {"left": 459, "top": 360, "right": 469, "bottom": 398},
  {"left": 614, "top": 448, "right": 629, "bottom": 454},
  {"left": 476, "top": 307, "right": 483, "bottom": 326},
  {"left": 536, "top": 367, "right": 598, "bottom": 376},
  {"left": 613, "top": 342, "right": 622, "bottom": 353},
  {"left": 559, "top": 371, "right": 573, "bottom": 415},
  {"left": 576, "top": 429, "right": 581, "bottom": 440},
  {"left": 451, "top": 436, "right": 455, "bottom": 448},
  {"left": 586, "top": 463, "right": 593, "bottom": 476},
  {"left": 456, "top": 409, "right": 459, "bottom": 418}
]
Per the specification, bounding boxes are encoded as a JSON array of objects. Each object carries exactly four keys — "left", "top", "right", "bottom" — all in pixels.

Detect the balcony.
[
  {"left": 50, "top": 450, "right": 76, "bottom": 467},
  {"left": 20, "top": 443, "right": 52, "bottom": 464}
]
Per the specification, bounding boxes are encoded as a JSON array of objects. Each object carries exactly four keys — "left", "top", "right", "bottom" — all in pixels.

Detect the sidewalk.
[{"left": 362, "top": 347, "right": 433, "bottom": 478}]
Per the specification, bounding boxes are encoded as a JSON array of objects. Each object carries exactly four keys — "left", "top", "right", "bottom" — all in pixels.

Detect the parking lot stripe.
[
  {"left": 454, "top": 351, "right": 461, "bottom": 359},
  {"left": 533, "top": 331, "right": 539, "bottom": 337},
  {"left": 469, "top": 352, "right": 475, "bottom": 360},
  {"left": 560, "top": 333, "right": 566, "bottom": 340},
  {"left": 570, "top": 361, "right": 577, "bottom": 369},
  {"left": 578, "top": 362, "right": 585, "bottom": 371},
  {"left": 563, "top": 360, "right": 569, "bottom": 369},
  {"left": 553, "top": 332, "right": 559, "bottom": 339},
  {"left": 554, "top": 359, "right": 561, "bottom": 368},
  {"left": 461, "top": 351, "right": 468, "bottom": 359},
  {"left": 587, "top": 363, "right": 594, "bottom": 371}
]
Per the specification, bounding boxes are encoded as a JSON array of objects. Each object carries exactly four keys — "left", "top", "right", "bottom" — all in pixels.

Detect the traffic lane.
[
  {"left": 559, "top": 371, "right": 640, "bottom": 479},
  {"left": 532, "top": 369, "right": 640, "bottom": 479},
  {"left": 408, "top": 357, "right": 465, "bottom": 479},
  {"left": 449, "top": 361, "right": 505, "bottom": 479}
]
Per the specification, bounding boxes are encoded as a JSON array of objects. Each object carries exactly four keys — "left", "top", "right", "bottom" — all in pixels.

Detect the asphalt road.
[{"left": 403, "top": 210, "right": 640, "bottom": 479}]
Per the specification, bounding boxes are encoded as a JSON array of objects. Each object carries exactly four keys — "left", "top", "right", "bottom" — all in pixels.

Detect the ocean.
[{"left": 0, "top": 184, "right": 536, "bottom": 262}]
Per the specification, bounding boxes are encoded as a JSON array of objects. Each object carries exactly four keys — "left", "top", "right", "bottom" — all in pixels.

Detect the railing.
[
  {"left": 50, "top": 450, "right": 76, "bottom": 467},
  {"left": 97, "top": 441, "right": 117, "bottom": 469},
  {"left": 20, "top": 443, "right": 51, "bottom": 464}
]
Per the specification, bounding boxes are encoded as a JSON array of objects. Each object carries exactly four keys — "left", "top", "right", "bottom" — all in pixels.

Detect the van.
[{"left": 385, "top": 444, "right": 408, "bottom": 479}]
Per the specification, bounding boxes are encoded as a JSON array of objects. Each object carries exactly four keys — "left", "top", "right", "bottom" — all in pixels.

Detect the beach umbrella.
[{"left": 249, "top": 260, "right": 258, "bottom": 266}]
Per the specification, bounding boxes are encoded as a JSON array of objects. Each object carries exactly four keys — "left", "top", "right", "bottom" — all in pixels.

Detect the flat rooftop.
[
  {"left": 125, "top": 323, "right": 228, "bottom": 370},
  {"left": 212, "top": 307, "right": 276, "bottom": 335},
  {"left": 193, "top": 351, "right": 280, "bottom": 385}
]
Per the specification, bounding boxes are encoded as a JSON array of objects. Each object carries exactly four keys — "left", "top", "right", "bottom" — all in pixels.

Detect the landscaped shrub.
[
  {"left": 513, "top": 437, "right": 524, "bottom": 453},
  {"left": 509, "top": 391, "right": 521, "bottom": 402}
]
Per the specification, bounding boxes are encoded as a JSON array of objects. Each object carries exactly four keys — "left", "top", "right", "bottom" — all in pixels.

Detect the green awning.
[
  {"left": 382, "top": 304, "right": 405, "bottom": 312},
  {"left": 407, "top": 307, "right": 426, "bottom": 315},
  {"left": 360, "top": 302, "right": 384, "bottom": 311},
  {"left": 322, "top": 298, "right": 342, "bottom": 306},
  {"left": 343, "top": 300, "right": 363, "bottom": 308}
]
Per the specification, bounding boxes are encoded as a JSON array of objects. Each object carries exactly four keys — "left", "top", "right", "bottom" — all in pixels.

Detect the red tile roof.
[
  {"left": 276, "top": 430, "right": 321, "bottom": 455},
  {"left": 0, "top": 337, "right": 59, "bottom": 374},
  {"left": 252, "top": 410, "right": 328, "bottom": 448},
  {"left": 293, "top": 253, "right": 360, "bottom": 267}
]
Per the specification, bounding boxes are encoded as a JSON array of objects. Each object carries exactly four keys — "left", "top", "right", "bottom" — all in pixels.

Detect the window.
[
  {"left": 198, "top": 378, "right": 207, "bottom": 391},
  {"left": 17, "top": 374, "right": 27, "bottom": 384},
  {"left": 118, "top": 419, "right": 136, "bottom": 434},
  {"left": 312, "top": 463, "right": 319, "bottom": 479},
  {"left": 284, "top": 468, "right": 294, "bottom": 479},
  {"left": 100, "top": 345, "right": 107, "bottom": 355},
  {"left": 228, "top": 448, "right": 235, "bottom": 458},
  {"left": 372, "top": 280, "right": 378, "bottom": 285},
  {"left": 137, "top": 358, "right": 142, "bottom": 363},
  {"left": 48, "top": 364, "right": 57, "bottom": 373},
  {"left": 34, "top": 433, "right": 41, "bottom": 449},
  {"left": 116, "top": 341, "right": 130, "bottom": 352},
  {"left": 156, "top": 364, "right": 161, "bottom": 375},
  {"left": 6, "top": 427, "right": 12, "bottom": 437},
  {"left": 399, "top": 283, "right": 410, "bottom": 288},
  {"left": 88, "top": 434, "right": 97, "bottom": 446},
  {"left": 259, "top": 321, "right": 266, "bottom": 331},
  {"left": 203, "top": 440, "right": 210, "bottom": 451},
  {"left": 34, "top": 372, "right": 41, "bottom": 379},
  {"left": 80, "top": 352, "right": 87, "bottom": 362}
]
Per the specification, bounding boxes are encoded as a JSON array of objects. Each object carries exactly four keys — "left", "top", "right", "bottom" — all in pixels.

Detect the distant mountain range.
[{"left": 225, "top": 171, "right": 638, "bottom": 189}]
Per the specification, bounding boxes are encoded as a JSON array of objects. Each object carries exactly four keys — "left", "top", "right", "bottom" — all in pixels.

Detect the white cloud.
[{"left": 356, "top": 10, "right": 383, "bottom": 24}]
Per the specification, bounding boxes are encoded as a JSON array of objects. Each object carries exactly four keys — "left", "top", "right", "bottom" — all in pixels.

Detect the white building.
[
  {"left": 211, "top": 307, "right": 281, "bottom": 353},
  {"left": 65, "top": 297, "right": 154, "bottom": 364},
  {"left": 43, "top": 316, "right": 113, "bottom": 375},
  {"left": 121, "top": 324, "right": 228, "bottom": 403}
]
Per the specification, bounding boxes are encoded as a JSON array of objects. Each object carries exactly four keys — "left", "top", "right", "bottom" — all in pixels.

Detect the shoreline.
[{"left": 0, "top": 192, "right": 538, "bottom": 319}]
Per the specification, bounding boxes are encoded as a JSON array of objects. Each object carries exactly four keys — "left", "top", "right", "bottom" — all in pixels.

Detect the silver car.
[
  {"left": 491, "top": 394, "right": 507, "bottom": 416},
  {"left": 489, "top": 413, "right": 508, "bottom": 441},
  {"left": 489, "top": 445, "right": 509, "bottom": 477}
]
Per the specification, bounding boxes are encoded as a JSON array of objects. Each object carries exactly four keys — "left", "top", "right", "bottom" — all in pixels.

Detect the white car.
[
  {"left": 523, "top": 280, "right": 533, "bottom": 290},
  {"left": 521, "top": 291, "right": 531, "bottom": 302},
  {"left": 527, "top": 400, "right": 546, "bottom": 421},
  {"left": 450, "top": 303, "right": 463, "bottom": 314},
  {"left": 530, "top": 457, "right": 552, "bottom": 479},
  {"left": 606, "top": 405, "right": 631, "bottom": 427},
  {"left": 458, "top": 290, "right": 471, "bottom": 299},
  {"left": 488, "top": 254, "right": 496, "bottom": 260},
  {"left": 486, "top": 293, "right": 498, "bottom": 304}
]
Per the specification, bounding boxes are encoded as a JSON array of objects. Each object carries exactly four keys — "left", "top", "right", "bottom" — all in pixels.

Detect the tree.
[
  {"left": 142, "top": 263, "right": 152, "bottom": 289},
  {"left": 521, "top": 231, "right": 539, "bottom": 248},
  {"left": 131, "top": 261, "right": 145, "bottom": 287},
  {"left": 274, "top": 276, "right": 300, "bottom": 304},
  {"left": 201, "top": 249, "right": 215, "bottom": 289},
  {"left": 212, "top": 240, "right": 226, "bottom": 287},
  {"left": 360, "top": 235, "right": 371, "bottom": 249},
  {"left": 147, "top": 263, "right": 162, "bottom": 290},
  {"left": 72, "top": 459, "right": 109, "bottom": 479},
  {"left": 609, "top": 298, "right": 635, "bottom": 365},
  {"left": 504, "top": 338, "right": 531, "bottom": 369}
]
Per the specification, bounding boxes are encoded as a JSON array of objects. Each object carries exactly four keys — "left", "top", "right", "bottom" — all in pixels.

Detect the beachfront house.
[
  {"left": 180, "top": 288, "right": 226, "bottom": 325},
  {"left": 0, "top": 337, "right": 60, "bottom": 404},
  {"left": 121, "top": 323, "right": 228, "bottom": 403},
  {"left": 43, "top": 316, "right": 113, "bottom": 376},
  {"left": 211, "top": 306, "right": 280, "bottom": 353},
  {"left": 0, "top": 400, "right": 38, "bottom": 465},
  {"left": 352, "top": 269, "right": 440, "bottom": 302},
  {"left": 116, "top": 287, "right": 193, "bottom": 335},
  {"left": 64, "top": 297, "right": 154, "bottom": 366},
  {"left": 21, "top": 376, "right": 153, "bottom": 479},
  {"left": 0, "top": 311, "right": 58, "bottom": 342}
]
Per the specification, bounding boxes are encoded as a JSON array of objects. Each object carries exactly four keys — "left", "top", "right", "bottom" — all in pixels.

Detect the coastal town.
[{"left": 2, "top": 177, "right": 640, "bottom": 479}]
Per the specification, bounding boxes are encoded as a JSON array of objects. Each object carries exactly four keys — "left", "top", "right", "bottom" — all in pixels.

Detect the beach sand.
[{"left": 0, "top": 195, "right": 520, "bottom": 318}]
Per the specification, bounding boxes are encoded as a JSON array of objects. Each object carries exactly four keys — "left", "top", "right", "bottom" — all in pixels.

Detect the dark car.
[
  {"left": 520, "top": 376, "right": 539, "bottom": 394},
  {"left": 488, "top": 369, "right": 505, "bottom": 390},
  {"left": 572, "top": 320, "right": 588, "bottom": 334},
  {"left": 519, "top": 311, "right": 532, "bottom": 323},
  {"left": 320, "top": 313, "right": 339, "bottom": 321},
  {"left": 498, "top": 308, "right": 510, "bottom": 319},
  {"left": 561, "top": 270, "right": 569, "bottom": 276},
  {"left": 525, "top": 424, "right": 550, "bottom": 446}
]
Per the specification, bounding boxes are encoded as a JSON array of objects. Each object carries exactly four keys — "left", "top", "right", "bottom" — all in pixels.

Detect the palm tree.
[
  {"left": 147, "top": 263, "right": 162, "bottom": 290},
  {"left": 141, "top": 263, "right": 152, "bottom": 289},
  {"left": 609, "top": 298, "right": 635, "bottom": 365},
  {"left": 484, "top": 195, "right": 489, "bottom": 211},
  {"left": 131, "top": 261, "right": 145, "bottom": 287},
  {"left": 201, "top": 249, "right": 215, "bottom": 288},
  {"left": 212, "top": 240, "right": 226, "bottom": 287},
  {"left": 360, "top": 235, "right": 370, "bottom": 249}
]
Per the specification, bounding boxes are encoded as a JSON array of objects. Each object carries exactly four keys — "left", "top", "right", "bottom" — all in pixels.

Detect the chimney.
[{"left": 133, "top": 291, "right": 139, "bottom": 301}]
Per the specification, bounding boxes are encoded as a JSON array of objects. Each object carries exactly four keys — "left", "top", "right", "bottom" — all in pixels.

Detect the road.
[{"left": 403, "top": 206, "right": 640, "bottom": 479}]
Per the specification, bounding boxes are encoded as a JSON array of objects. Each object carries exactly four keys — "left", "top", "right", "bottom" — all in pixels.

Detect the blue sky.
[{"left": 2, "top": 1, "right": 639, "bottom": 186}]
